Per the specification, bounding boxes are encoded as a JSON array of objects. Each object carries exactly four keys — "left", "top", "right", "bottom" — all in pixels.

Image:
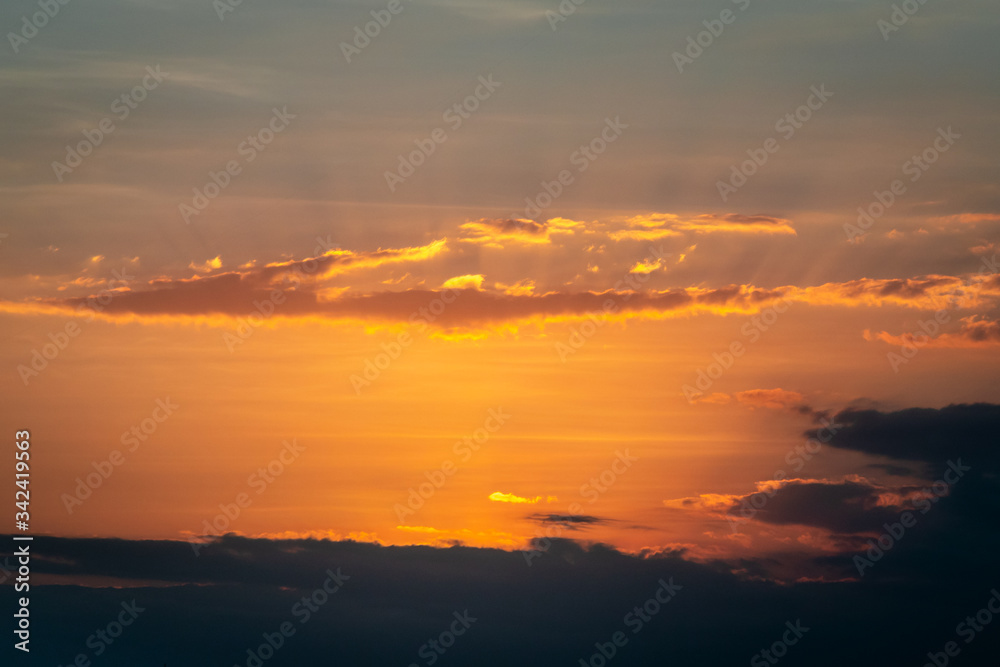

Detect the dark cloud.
[
  {"left": 18, "top": 269, "right": 990, "bottom": 327},
  {"left": 810, "top": 403, "right": 1000, "bottom": 473},
  {"left": 527, "top": 514, "right": 609, "bottom": 530},
  {"left": 961, "top": 316, "right": 1000, "bottom": 342},
  {"left": 47, "top": 283, "right": 793, "bottom": 326},
  {"left": 3, "top": 533, "right": 999, "bottom": 667},
  {"left": 737, "top": 479, "right": 902, "bottom": 534},
  {"left": 464, "top": 218, "right": 549, "bottom": 237}
]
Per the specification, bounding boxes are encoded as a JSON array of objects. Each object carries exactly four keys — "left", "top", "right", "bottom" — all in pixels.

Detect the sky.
[{"left": 1, "top": 0, "right": 999, "bottom": 665}]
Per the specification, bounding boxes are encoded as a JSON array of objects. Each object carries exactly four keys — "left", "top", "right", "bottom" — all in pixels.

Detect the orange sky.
[{"left": 4, "top": 211, "right": 998, "bottom": 568}]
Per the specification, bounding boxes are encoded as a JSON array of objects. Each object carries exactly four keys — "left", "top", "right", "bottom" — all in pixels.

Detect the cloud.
[
  {"left": 608, "top": 227, "right": 683, "bottom": 242},
  {"left": 664, "top": 475, "right": 911, "bottom": 533},
  {"left": 610, "top": 213, "right": 795, "bottom": 241},
  {"left": 189, "top": 256, "right": 222, "bottom": 273},
  {"left": 731, "top": 477, "right": 907, "bottom": 534},
  {"left": 255, "top": 238, "right": 448, "bottom": 283},
  {"left": 458, "top": 218, "right": 580, "bottom": 246},
  {"left": 488, "top": 491, "right": 556, "bottom": 504},
  {"left": 795, "top": 275, "right": 999, "bottom": 310},
  {"left": 4, "top": 245, "right": 997, "bottom": 331},
  {"left": 810, "top": 403, "right": 1000, "bottom": 473},
  {"left": 866, "top": 316, "right": 1000, "bottom": 349},
  {"left": 667, "top": 474, "right": 950, "bottom": 536},
  {"left": 4, "top": 532, "right": 999, "bottom": 666},
  {"left": 734, "top": 389, "right": 806, "bottom": 410},
  {"left": 527, "top": 514, "right": 608, "bottom": 530},
  {"left": 629, "top": 258, "right": 664, "bottom": 274},
  {"left": 442, "top": 274, "right": 486, "bottom": 290}
]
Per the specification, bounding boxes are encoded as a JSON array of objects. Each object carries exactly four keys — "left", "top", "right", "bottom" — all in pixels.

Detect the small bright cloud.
[
  {"left": 443, "top": 274, "right": 485, "bottom": 290},
  {"left": 189, "top": 256, "right": 222, "bottom": 273},
  {"left": 630, "top": 258, "right": 663, "bottom": 274},
  {"left": 488, "top": 491, "right": 556, "bottom": 504}
]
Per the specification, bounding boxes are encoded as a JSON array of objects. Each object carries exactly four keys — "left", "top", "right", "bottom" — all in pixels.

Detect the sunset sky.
[{"left": 2, "top": 0, "right": 999, "bottom": 665}]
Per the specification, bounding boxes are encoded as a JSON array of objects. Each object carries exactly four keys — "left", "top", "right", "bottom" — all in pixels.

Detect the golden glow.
[{"left": 442, "top": 274, "right": 485, "bottom": 290}]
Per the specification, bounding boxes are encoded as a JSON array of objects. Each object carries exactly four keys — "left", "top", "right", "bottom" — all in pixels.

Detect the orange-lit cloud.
[
  {"left": 442, "top": 274, "right": 485, "bottom": 290},
  {"left": 865, "top": 315, "right": 1000, "bottom": 349},
  {"left": 734, "top": 389, "right": 806, "bottom": 410},
  {"left": 4, "top": 214, "right": 998, "bottom": 338},
  {"left": 259, "top": 237, "right": 447, "bottom": 283},
  {"left": 238, "top": 529, "right": 382, "bottom": 543},
  {"left": 970, "top": 242, "right": 998, "bottom": 256},
  {"left": 609, "top": 228, "right": 683, "bottom": 242},
  {"left": 458, "top": 217, "right": 581, "bottom": 246},
  {"left": 629, "top": 258, "right": 664, "bottom": 274},
  {"left": 7, "top": 273, "right": 999, "bottom": 331},
  {"left": 189, "top": 256, "right": 223, "bottom": 273},
  {"left": 610, "top": 213, "right": 795, "bottom": 241},
  {"left": 488, "top": 492, "right": 557, "bottom": 504}
]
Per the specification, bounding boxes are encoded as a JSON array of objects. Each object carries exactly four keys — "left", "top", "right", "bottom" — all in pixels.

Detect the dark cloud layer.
[
  {"left": 737, "top": 479, "right": 902, "bottom": 534},
  {"left": 2, "top": 533, "right": 999, "bottom": 667},
  {"left": 527, "top": 513, "right": 609, "bottom": 530},
  {"left": 52, "top": 283, "right": 788, "bottom": 326},
  {"left": 813, "top": 403, "right": 1000, "bottom": 473}
]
